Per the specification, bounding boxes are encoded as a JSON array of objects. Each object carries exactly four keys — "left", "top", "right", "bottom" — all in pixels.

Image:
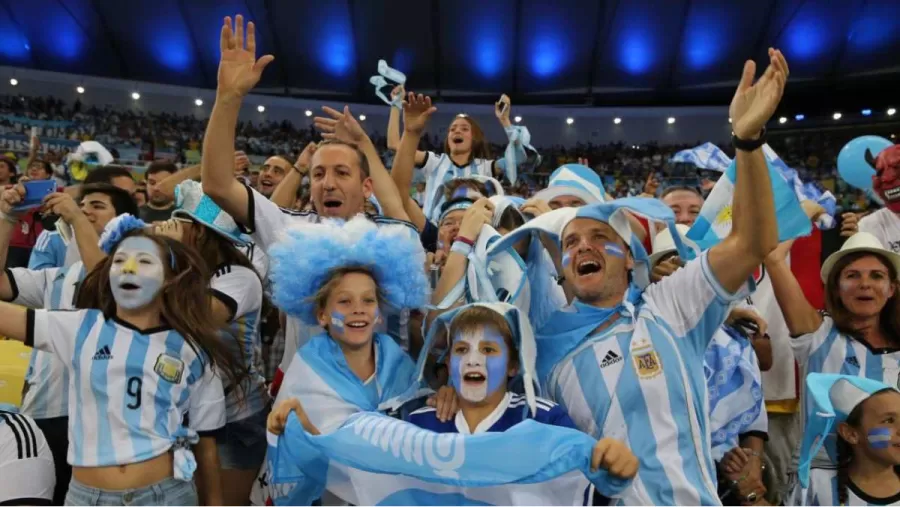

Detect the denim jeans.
[{"left": 64, "top": 477, "right": 198, "bottom": 506}]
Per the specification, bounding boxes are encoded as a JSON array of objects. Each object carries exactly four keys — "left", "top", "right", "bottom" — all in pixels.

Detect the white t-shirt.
[
  {"left": 859, "top": 208, "right": 900, "bottom": 253},
  {"left": 0, "top": 407, "right": 55, "bottom": 503}
]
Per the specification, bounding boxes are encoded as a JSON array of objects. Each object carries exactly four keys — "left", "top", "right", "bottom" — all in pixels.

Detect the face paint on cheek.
[
  {"left": 109, "top": 237, "right": 165, "bottom": 310},
  {"left": 868, "top": 427, "right": 893, "bottom": 450},
  {"left": 839, "top": 279, "right": 856, "bottom": 293},
  {"left": 562, "top": 252, "right": 572, "bottom": 268},
  {"left": 330, "top": 311, "right": 346, "bottom": 334},
  {"left": 484, "top": 335, "right": 509, "bottom": 396},
  {"left": 604, "top": 243, "right": 626, "bottom": 258}
]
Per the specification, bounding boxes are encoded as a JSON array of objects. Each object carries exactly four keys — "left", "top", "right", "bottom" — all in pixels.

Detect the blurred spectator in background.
[{"left": 139, "top": 161, "right": 176, "bottom": 222}]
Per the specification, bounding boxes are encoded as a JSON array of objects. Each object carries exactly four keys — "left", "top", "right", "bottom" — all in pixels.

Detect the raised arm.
[
  {"left": 41, "top": 192, "right": 105, "bottom": 271},
  {"left": 156, "top": 164, "right": 201, "bottom": 203},
  {"left": 386, "top": 85, "right": 404, "bottom": 151},
  {"left": 707, "top": 49, "right": 788, "bottom": 293},
  {"left": 201, "top": 15, "right": 274, "bottom": 227},
  {"left": 314, "top": 106, "right": 409, "bottom": 221},
  {"left": 392, "top": 93, "right": 438, "bottom": 231},
  {"left": 270, "top": 143, "right": 315, "bottom": 209}
]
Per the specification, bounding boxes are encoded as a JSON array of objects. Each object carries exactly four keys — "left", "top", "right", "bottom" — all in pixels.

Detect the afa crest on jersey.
[
  {"left": 632, "top": 343, "right": 662, "bottom": 380},
  {"left": 154, "top": 354, "right": 184, "bottom": 384}
]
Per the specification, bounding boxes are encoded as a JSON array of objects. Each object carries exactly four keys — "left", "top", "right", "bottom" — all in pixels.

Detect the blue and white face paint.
[
  {"left": 330, "top": 311, "right": 346, "bottom": 333},
  {"left": 450, "top": 328, "right": 509, "bottom": 403},
  {"left": 868, "top": 427, "right": 893, "bottom": 450},
  {"left": 110, "top": 236, "right": 166, "bottom": 310},
  {"left": 603, "top": 242, "right": 626, "bottom": 258}
]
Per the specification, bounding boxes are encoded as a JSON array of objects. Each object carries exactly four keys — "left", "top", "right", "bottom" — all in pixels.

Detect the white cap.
[
  {"left": 649, "top": 224, "right": 691, "bottom": 267},
  {"left": 820, "top": 232, "right": 900, "bottom": 282}
]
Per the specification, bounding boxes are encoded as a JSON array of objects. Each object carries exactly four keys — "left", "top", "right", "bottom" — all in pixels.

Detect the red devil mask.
[{"left": 872, "top": 145, "right": 900, "bottom": 213}]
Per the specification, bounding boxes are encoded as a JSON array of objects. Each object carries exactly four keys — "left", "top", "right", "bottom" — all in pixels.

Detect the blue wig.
[
  {"left": 269, "top": 216, "right": 430, "bottom": 325},
  {"left": 98, "top": 214, "right": 148, "bottom": 254}
]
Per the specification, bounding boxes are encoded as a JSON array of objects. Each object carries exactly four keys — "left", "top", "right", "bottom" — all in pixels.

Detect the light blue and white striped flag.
[
  {"left": 268, "top": 411, "right": 631, "bottom": 506},
  {"left": 686, "top": 157, "right": 811, "bottom": 250},
  {"left": 672, "top": 143, "right": 836, "bottom": 229}
]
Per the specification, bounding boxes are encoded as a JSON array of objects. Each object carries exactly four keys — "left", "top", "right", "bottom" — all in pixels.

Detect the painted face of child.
[
  {"left": 109, "top": 236, "right": 166, "bottom": 310},
  {"left": 450, "top": 328, "right": 509, "bottom": 403}
]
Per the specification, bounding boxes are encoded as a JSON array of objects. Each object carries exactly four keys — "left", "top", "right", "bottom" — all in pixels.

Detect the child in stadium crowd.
[
  {"left": 0, "top": 222, "right": 245, "bottom": 505},
  {"left": 798, "top": 374, "right": 900, "bottom": 506},
  {"left": 0, "top": 182, "right": 138, "bottom": 505},
  {"left": 409, "top": 303, "right": 639, "bottom": 502},
  {"left": 152, "top": 180, "right": 267, "bottom": 506},
  {"left": 258, "top": 215, "right": 429, "bottom": 504}
]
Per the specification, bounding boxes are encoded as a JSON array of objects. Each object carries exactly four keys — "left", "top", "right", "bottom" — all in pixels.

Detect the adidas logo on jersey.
[
  {"left": 600, "top": 350, "right": 623, "bottom": 368},
  {"left": 92, "top": 345, "right": 113, "bottom": 361},
  {"left": 846, "top": 356, "right": 860, "bottom": 368}
]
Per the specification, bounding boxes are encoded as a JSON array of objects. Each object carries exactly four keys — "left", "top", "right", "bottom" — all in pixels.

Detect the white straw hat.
[
  {"left": 820, "top": 232, "right": 900, "bottom": 283},
  {"left": 649, "top": 224, "right": 691, "bottom": 267}
]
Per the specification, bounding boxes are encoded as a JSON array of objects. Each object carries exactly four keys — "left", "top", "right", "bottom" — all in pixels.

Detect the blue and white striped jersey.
[
  {"left": 25, "top": 308, "right": 226, "bottom": 466},
  {"left": 803, "top": 467, "right": 900, "bottom": 506},
  {"left": 420, "top": 152, "right": 494, "bottom": 222},
  {"left": 792, "top": 316, "right": 900, "bottom": 469},
  {"left": 5, "top": 262, "right": 85, "bottom": 420},
  {"left": 210, "top": 263, "right": 268, "bottom": 422},
  {"left": 241, "top": 185, "right": 420, "bottom": 374},
  {"left": 28, "top": 230, "right": 67, "bottom": 270},
  {"left": 705, "top": 326, "right": 767, "bottom": 461},
  {"left": 545, "top": 251, "right": 746, "bottom": 506},
  {"left": 408, "top": 392, "right": 576, "bottom": 434}
]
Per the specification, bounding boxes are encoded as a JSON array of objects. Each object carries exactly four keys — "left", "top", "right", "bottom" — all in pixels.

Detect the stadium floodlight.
[
  {"left": 862, "top": 109, "right": 872, "bottom": 116},
  {"left": 305, "top": 110, "right": 313, "bottom": 117},
  {"left": 131, "top": 92, "right": 140, "bottom": 100},
  {"left": 9, "top": 78, "right": 18, "bottom": 86},
  {"left": 76, "top": 86, "right": 85, "bottom": 94},
  {"left": 257, "top": 105, "right": 265, "bottom": 113},
  {"left": 667, "top": 117, "right": 676, "bottom": 124},
  {"left": 779, "top": 117, "right": 787, "bottom": 124},
  {"left": 566, "top": 117, "right": 574, "bottom": 125},
  {"left": 194, "top": 98, "right": 203, "bottom": 106},
  {"left": 888, "top": 108, "right": 897, "bottom": 117},
  {"left": 613, "top": 117, "right": 622, "bottom": 124},
  {"left": 795, "top": 114, "right": 805, "bottom": 121},
  {"left": 514, "top": 116, "right": 522, "bottom": 123},
  {"left": 833, "top": 112, "right": 842, "bottom": 120},
  {"left": 359, "top": 114, "right": 366, "bottom": 121}
]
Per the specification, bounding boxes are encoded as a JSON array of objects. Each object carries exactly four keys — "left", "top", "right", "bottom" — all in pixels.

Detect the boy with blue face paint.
[{"left": 409, "top": 303, "right": 639, "bottom": 487}]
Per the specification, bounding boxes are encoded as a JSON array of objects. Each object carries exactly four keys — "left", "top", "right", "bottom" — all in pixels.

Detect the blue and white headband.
[{"left": 98, "top": 214, "right": 148, "bottom": 254}]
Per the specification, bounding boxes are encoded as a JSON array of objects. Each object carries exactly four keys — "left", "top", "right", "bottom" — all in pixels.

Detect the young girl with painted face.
[
  {"left": 0, "top": 222, "right": 244, "bottom": 505},
  {"left": 258, "top": 216, "right": 429, "bottom": 504},
  {"left": 407, "top": 303, "right": 639, "bottom": 502},
  {"left": 798, "top": 374, "right": 900, "bottom": 506},
  {"left": 153, "top": 180, "right": 267, "bottom": 506}
]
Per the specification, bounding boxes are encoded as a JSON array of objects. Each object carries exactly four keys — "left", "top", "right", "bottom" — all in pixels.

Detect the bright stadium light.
[
  {"left": 359, "top": 114, "right": 366, "bottom": 121},
  {"left": 889, "top": 108, "right": 897, "bottom": 116},
  {"left": 194, "top": 98, "right": 203, "bottom": 106},
  {"left": 305, "top": 110, "right": 313, "bottom": 117},
  {"left": 795, "top": 114, "right": 805, "bottom": 121},
  {"left": 566, "top": 117, "right": 574, "bottom": 125},
  {"left": 257, "top": 105, "right": 265, "bottom": 113},
  {"left": 728, "top": 118, "right": 732, "bottom": 124},
  {"left": 131, "top": 92, "right": 140, "bottom": 100},
  {"left": 76, "top": 86, "right": 85, "bottom": 94},
  {"left": 514, "top": 115, "right": 522, "bottom": 123},
  {"left": 667, "top": 117, "right": 676, "bottom": 124},
  {"left": 9, "top": 78, "right": 17, "bottom": 86},
  {"left": 862, "top": 109, "right": 872, "bottom": 116},
  {"left": 779, "top": 117, "right": 787, "bottom": 124},
  {"left": 613, "top": 117, "right": 622, "bottom": 124},
  {"left": 833, "top": 112, "right": 842, "bottom": 120}
]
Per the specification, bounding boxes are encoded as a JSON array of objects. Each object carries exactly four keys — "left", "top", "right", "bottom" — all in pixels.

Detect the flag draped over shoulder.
[
  {"left": 686, "top": 156, "right": 812, "bottom": 250},
  {"left": 268, "top": 412, "right": 631, "bottom": 506}
]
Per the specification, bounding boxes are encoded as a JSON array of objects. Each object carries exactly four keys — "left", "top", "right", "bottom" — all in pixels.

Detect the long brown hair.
[
  {"left": 183, "top": 219, "right": 258, "bottom": 276},
  {"left": 825, "top": 251, "right": 900, "bottom": 346},
  {"left": 443, "top": 115, "right": 492, "bottom": 164},
  {"left": 76, "top": 230, "right": 246, "bottom": 386}
]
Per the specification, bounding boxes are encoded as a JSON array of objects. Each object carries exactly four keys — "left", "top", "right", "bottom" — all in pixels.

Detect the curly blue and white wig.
[
  {"left": 98, "top": 214, "right": 148, "bottom": 254},
  {"left": 269, "top": 216, "right": 430, "bottom": 325}
]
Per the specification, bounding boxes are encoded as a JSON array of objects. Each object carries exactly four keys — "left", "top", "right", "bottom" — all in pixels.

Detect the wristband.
[
  {"left": 450, "top": 240, "right": 473, "bottom": 257},
  {"left": 732, "top": 127, "right": 767, "bottom": 152},
  {"left": 455, "top": 236, "right": 475, "bottom": 247},
  {"left": 293, "top": 164, "right": 308, "bottom": 176}
]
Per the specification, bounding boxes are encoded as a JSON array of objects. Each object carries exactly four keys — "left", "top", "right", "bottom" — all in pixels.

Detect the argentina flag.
[
  {"left": 268, "top": 412, "right": 630, "bottom": 506},
  {"left": 687, "top": 157, "right": 811, "bottom": 250}
]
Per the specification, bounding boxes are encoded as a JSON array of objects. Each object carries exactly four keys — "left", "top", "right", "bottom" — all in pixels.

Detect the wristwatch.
[{"left": 732, "top": 127, "right": 767, "bottom": 152}]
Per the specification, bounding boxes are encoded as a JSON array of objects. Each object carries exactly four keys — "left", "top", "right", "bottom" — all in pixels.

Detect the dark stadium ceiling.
[{"left": 1, "top": 0, "right": 900, "bottom": 112}]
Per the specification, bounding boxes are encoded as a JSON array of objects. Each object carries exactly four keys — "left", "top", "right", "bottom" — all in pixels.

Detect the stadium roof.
[{"left": 1, "top": 0, "right": 899, "bottom": 113}]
